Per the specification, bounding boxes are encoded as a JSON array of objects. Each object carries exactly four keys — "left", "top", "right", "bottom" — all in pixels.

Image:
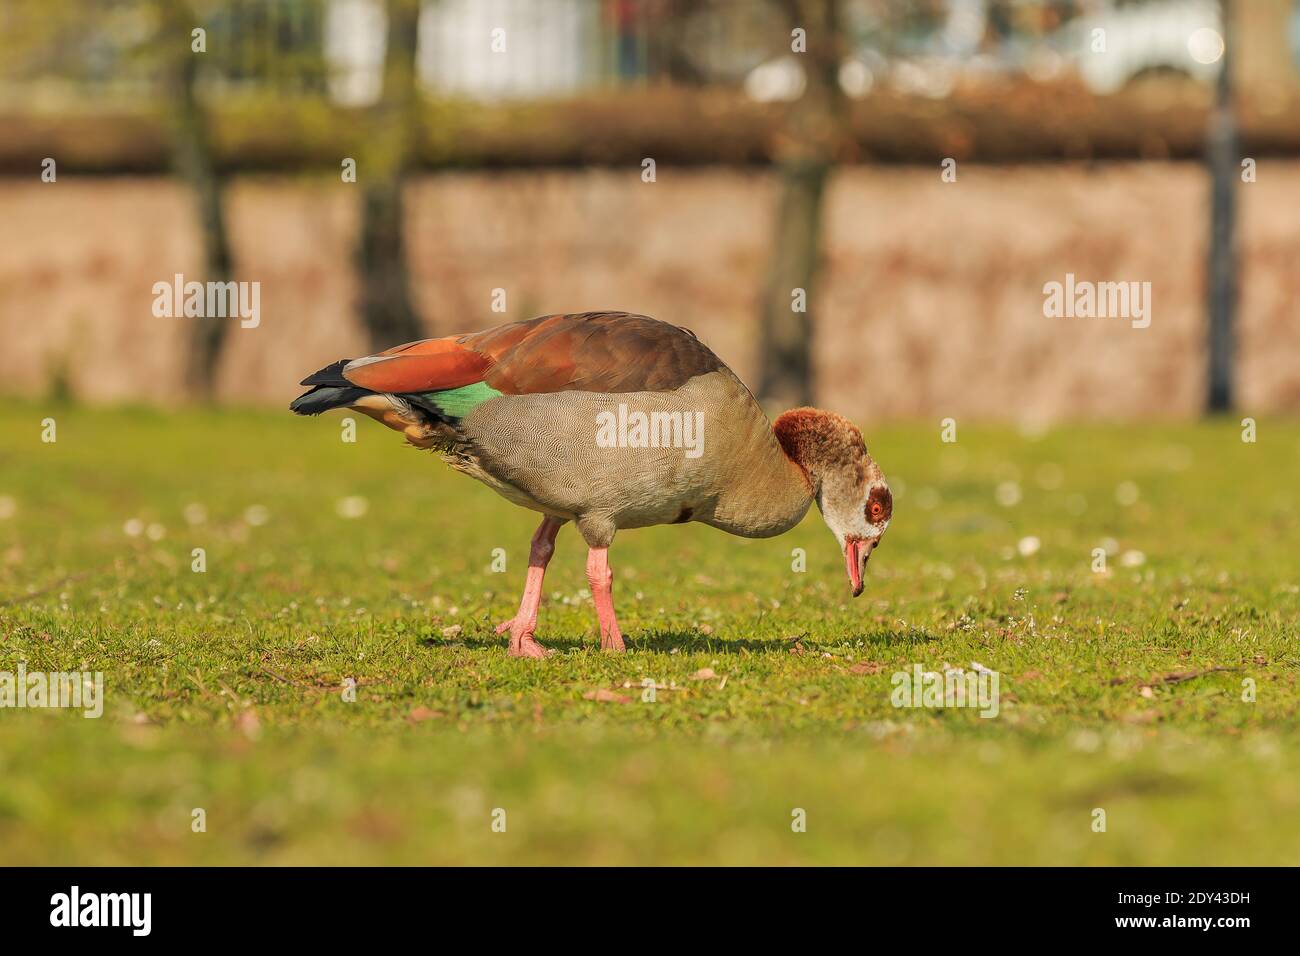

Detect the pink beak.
[{"left": 844, "top": 537, "right": 876, "bottom": 598}]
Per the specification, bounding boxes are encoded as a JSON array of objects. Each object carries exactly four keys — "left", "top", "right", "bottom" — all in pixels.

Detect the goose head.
[{"left": 774, "top": 408, "right": 892, "bottom": 597}]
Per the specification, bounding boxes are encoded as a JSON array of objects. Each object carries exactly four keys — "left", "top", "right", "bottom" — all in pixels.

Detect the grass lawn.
[{"left": 1, "top": 403, "right": 1297, "bottom": 865}]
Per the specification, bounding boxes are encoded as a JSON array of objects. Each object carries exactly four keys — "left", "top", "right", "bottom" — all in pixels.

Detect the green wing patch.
[{"left": 421, "top": 381, "right": 503, "bottom": 418}]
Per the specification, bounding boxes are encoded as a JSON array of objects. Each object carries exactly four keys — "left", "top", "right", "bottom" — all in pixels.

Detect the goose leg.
[
  {"left": 497, "top": 516, "right": 564, "bottom": 658},
  {"left": 585, "top": 546, "right": 625, "bottom": 652}
]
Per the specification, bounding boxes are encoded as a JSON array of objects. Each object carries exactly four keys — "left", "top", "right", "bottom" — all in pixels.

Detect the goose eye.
[{"left": 868, "top": 500, "right": 884, "bottom": 522}]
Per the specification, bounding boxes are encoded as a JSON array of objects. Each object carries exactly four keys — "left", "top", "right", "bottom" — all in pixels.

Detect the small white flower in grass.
[
  {"left": 1115, "top": 481, "right": 1140, "bottom": 506},
  {"left": 146, "top": 523, "right": 166, "bottom": 541},
  {"left": 1099, "top": 537, "right": 1119, "bottom": 555},
  {"left": 995, "top": 481, "right": 1022, "bottom": 507},
  {"left": 183, "top": 503, "right": 208, "bottom": 525},
  {"left": 0, "top": 496, "right": 15, "bottom": 519},
  {"left": 124, "top": 518, "right": 144, "bottom": 537},
  {"left": 1017, "top": 536, "right": 1041, "bottom": 557},
  {"left": 335, "top": 496, "right": 369, "bottom": 519},
  {"left": 244, "top": 505, "right": 270, "bottom": 526},
  {"left": 1119, "top": 550, "right": 1146, "bottom": 568}
]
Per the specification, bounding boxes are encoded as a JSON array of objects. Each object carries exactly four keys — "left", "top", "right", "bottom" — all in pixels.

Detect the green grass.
[{"left": 1, "top": 404, "right": 1297, "bottom": 864}]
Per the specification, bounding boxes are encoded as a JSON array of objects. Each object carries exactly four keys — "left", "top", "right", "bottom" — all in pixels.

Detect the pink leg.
[
  {"left": 496, "top": 516, "right": 563, "bottom": 658},
  {"left": 585, "top": 547, "right": 626, "bottom": 652}
]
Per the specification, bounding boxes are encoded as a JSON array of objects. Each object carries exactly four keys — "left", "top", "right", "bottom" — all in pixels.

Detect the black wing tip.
[
  {"left": 289, "top": 388, "right": 326, "bottom": 415},
  {"left": 299, "top": 358, "right": 354, "bottom": 387},
  {"left": 290, "top": 384, "right": 368, "bottom": 416}
]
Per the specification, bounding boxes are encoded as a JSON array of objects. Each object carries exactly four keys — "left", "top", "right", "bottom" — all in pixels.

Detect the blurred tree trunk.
[
  {"left": 1206, "top": 0, "right": 1237, "bottom": 413},
  {"left": 648, "top": 1, "right": 708, "bottom": 86},
  {"left": 757, "top": 0, "right": 848, "bottom": 410},
  {"left": 158, "top": 0, "right": 233, "bottom": 400},
  {"left": 357, "top": 0, "right": 424, "bottom": 350}
]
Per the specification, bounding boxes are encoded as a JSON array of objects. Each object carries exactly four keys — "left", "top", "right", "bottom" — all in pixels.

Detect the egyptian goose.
[{"left": 292, "top": 312, "right": 891, "bottom": 657}]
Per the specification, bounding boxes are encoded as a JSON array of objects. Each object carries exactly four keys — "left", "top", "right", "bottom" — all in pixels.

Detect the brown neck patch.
[{"left": 773, "top": 408, "right": 867, "bottom": 487}]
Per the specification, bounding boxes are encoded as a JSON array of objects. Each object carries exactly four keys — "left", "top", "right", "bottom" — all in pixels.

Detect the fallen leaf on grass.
[
  {"left": 440, "top": 624, "right": 462, "bottom": 638},
  {"left": 1106, "top": 666, "right": 1240, "bottom": 689},
  {"left": 583, "top": 688, "right": 632, "bottom": 704},
  {"left": 690, "top": 667, "right": 717, "bottom": 680},
  {"left": 1159, "top": 667, "right": 1239, "bottom": 684},
  {"left": 848, "top": 661, "right": 885, "bottom": 675},
  {"left": 407, "top": 707, "right": 444, "bottom": 723}
]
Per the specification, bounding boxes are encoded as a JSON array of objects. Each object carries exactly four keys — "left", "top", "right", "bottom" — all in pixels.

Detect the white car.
[{"left": 1065, "top": 0, "right": 1224, "bottom": 94}]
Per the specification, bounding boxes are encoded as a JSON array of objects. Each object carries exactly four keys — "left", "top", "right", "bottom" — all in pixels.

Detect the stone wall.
[{"left": 2, "top": 163, "right": 1296, "bottom": 420}]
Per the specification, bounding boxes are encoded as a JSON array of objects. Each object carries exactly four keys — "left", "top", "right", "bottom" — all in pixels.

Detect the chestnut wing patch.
[
  {"left": 322, "top": 312, "right": 726, "bottom": 419},
  {"left": 463, "top": 312, "right": 724, "bottom": 395},
  {"left": 342, "top": 338, "right": 492, "bottom": 394}
]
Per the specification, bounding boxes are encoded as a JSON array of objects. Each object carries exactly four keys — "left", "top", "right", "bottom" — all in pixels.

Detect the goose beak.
[{"left": 844, "top": 537, "right": 876, "bottom": 597}]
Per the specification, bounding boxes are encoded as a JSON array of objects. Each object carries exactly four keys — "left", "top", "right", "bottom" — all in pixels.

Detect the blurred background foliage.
[
  {"left": 0, "top": 0, "right": 1296, "bottom": 411},
  {"left": 5, "top": 0, "right": 1298, "bottom": 170}
]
